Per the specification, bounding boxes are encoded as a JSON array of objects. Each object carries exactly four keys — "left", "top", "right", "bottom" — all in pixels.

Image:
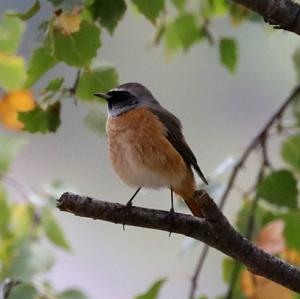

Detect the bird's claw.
[
  {"left": 122, "top": 202, "right": 133, "bottom": 230},
  {"left": 167, "top": 208, "right": 175, "bottom": 237}
]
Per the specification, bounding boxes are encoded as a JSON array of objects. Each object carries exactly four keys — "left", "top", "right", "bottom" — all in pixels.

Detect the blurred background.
[{"left": 0, "top": 0, "right": 299, "bottom": 298}]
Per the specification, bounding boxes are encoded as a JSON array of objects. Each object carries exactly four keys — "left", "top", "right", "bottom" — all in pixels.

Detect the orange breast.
[{"left": 106, "top": 108, "right": 194, "bottom": 191}]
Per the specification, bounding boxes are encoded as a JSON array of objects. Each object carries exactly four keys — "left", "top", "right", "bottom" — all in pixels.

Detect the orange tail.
[
  {"left": 173, "top": 169, "right": 202, "bottom": 217},
  {"left": 182, "top": 195, "right": 203, "bottom": 217}
]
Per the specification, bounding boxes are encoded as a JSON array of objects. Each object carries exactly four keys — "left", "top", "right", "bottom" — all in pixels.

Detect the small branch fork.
[
  {"left": 231, "top": 0, "right": 300, "bottom": 36},
  {"left": 188, "top": 85, "right": 300, "bottom": 298},
  {"left": 57, "top": 190, "right": 300, "bottom": 293}
]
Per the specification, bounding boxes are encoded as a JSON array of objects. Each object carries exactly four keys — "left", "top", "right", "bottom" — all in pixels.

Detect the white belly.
[{"left": 110, "top": 138, "right": 173, "bottom": 188}]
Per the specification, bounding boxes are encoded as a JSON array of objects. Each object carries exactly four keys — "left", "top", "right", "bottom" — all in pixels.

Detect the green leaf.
[
  {"left": 221, "top": 259, "right": 246, "bottom": 299},
  {"left": 0, "top": 187, "right": 10, "bottom": 235},
  {"left": 235, "top": 199, "right": 277, "bottom": 235},
  {"left": 282, "top": 211, "right": 300, "bottom": 250},
  {"left": 212, "top": 0, "right": 229, "bottom": 16},
  {"left": 89, "top": 0, "right": 126, "bottom": 34},
  {"left": 293, "top": 47, "right": 300, "bottom": 82},
  {"left": 51, "top": 21, "right": 101, "bottom": 67},
  {"left": 42, "top": 208, "right": 71, "bottom": 251},
  {"left": 0, "top": 135, "right": 26, "bottom": 174},
  {"left": 222, "top": 258, "right": 235, "bottom": 283},
  {"left": 19, "top": 102, "right": 61, "bottom": 133},
  {"left": 44, "top": 77, "right": 64, "bottom": 92},
  {"left": 201, "top": 0, "right": 228, "bottom": 18},
  {"left": 281, "top": 134, "right": 300, "bottom": 173},
  {"left": 164, "top": 13, "right": 203, "bottom": 56},
  {"left": 132, "top": 0, "right": 165, "bottom": 24},
  {"left": 219, "top": 37, "right": 238, "bottom": 73},
  {"left": 24, "top": 46, "right": 57, "bottom": 88},
  {"left": 171, "top": 0, "right": 186, "bottom": 11},
  {"left": 0, "top": 15, "right": 24, "bottom": 54},
  {"left": 0, "top": 54, "right": 26, "bottom": 90},
  {"left": 134, "top": 278, "right": 166, "bottom": 299},
  {"left": 257, "top": 170, "right": 298, "bottom": 209},
  {"left": 11, "top": 204, "right": 34, "bottom": 238},
  {"left": 47, "top": 0, "right": 84, "bottom": 10},
  {"left": 7, "top": 283, "right": 38, "bottom": 299},
  {"left": 76, "top": 65, "right": 118, "bottom": 100},
  {"left": 7, "top": 1, "right": 40, "bottom": 21},
  {"left": 83, "top": 109, "right": 106, "bottom": 136},
  {"left": 9, "top": 240, "right": 54, "bottom": 280},
  {"left": 57, "top": 289, "right": 88, "bottom": 299}
]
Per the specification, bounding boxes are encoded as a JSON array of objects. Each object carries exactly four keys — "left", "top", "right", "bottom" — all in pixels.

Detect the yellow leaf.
[
  {"left": 241, "top": 220, "right": 297, "bottom": 299},
  {"left": 11, "top": 204, "right": 33, "bottom": 237},
  {"left": 280, "top": 249, "right": 300, "bottom": 266},
  {"left": 5, "top": 90, "right": 35, "bottom": 111},
  {"left": 54, "top": 8, "right": 82, "bottom": 35},
  {"left": 0, "top": 52, "right": 26, "bottom": 90},
  {"left": 255, "top": 220, "right": 286, "bottom": 254},
  {"left": 0, "top": 90, "right": 35, "bottom": 130},
  {"left": 241, "top": 270, "right": 293, "bottom": 299},
  {"left": 0, "top": 100, "right": 23, "bottom": 130}
]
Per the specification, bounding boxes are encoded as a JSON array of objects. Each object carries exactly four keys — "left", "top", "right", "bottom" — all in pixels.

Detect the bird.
[{"left": 94, "top": 82, "right": 208, "bottom": 217}]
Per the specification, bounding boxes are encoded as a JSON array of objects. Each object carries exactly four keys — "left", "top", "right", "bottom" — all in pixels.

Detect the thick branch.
[
  {"left": 57, "top": 191, "right": 300, "bottom": 293},
  {"left": 232, "top": 0, "right": 300, "bottom": 36}
]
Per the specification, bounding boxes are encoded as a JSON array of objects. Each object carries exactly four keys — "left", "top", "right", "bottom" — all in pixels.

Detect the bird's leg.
[
  {"left": 123, "top": 187, "right": 142, "bottom": 231},
  {"left": 126, "top": 187, "right": 141, "bottom": 207},
  {"left": 168, "top": 187, "right": 175, "bottom": 237},
  {"left": 170, "top": 187, "right": 175, "bottom": 214}
]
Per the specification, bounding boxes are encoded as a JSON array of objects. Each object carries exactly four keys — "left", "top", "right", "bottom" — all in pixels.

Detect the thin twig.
[
  {"left": 2, "top": 175, "right": 31, "bottom": 202},
  {"left": 188, "top": 245, "right": 209, "bottom": 299},
  {"left": 225, "top": 262, "right": 242, "bottom": 299},
  {"left": 188, "top": 85, "right": 300, "bottom": 299},
  {"left": 69, "top": 70, "right": 81, "bottom": 95},
  {"left": 225, "top": 195, "right": 260, "bottom": 299},
  {"left": 225, "top": 151, "right": 268, "bottom": 299},
  {"left": 68, "top": 69, "right": 81, "bottom": 105},
  {"left": 220, "top": 85, "right": 300, "bottom": 208}
]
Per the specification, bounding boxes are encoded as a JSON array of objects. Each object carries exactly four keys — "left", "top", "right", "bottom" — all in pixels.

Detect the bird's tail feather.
[
  {"left": 194, "top": 164, "right": 209, "bottom": 185},
  {"left": 183, "top": 195, "right": 203, "bottom": 217},
  {"left": 174, "top": 168, "right": 203, "bottom": 217}
]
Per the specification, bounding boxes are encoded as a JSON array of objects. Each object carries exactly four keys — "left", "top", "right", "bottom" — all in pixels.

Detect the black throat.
[{"left": 107, "top": 90, "right": 138, "bottom": 116}]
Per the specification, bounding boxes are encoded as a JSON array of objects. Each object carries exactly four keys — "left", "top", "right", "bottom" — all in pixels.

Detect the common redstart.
[{"left": 94, "top": 83, "right": 208, "bottom": 217}]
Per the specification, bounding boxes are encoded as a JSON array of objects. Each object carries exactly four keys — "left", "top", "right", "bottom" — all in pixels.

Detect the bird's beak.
[{"left": 94, "top": 92, "right": 111, "bottom": 100}]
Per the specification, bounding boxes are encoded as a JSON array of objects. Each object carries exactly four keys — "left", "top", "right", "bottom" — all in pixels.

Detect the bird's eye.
[{"left": 107, "top": 90, "right": 133, "bottom": 101}]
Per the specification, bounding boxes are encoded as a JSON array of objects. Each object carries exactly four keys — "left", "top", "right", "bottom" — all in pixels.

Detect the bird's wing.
[{"left": 149, "top": 107, "right": 208, "bottom": 185}]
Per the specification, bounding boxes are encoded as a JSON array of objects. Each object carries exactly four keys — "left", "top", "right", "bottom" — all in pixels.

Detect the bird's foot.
[
  {"left": 167, "top": 207, "right": 175, "bottom": 237},
  {"left": 122, "top": 201, "right": 133, "bottom": 231}
]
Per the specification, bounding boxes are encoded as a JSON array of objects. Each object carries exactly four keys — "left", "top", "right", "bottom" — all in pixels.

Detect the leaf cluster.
[
  {"left": 0, "top": 0, "right": 260, "bottom": 133},
  {"left": 0, "top": 139, "right": 88, "bottom": 299}
]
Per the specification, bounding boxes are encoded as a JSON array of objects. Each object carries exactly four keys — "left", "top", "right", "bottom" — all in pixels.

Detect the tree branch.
[
  {"left": 232, "top": 0, "right": 300, "bottom": 36},
  {"left": 57, "top": 190, "right": 300, "bottom": 293}
]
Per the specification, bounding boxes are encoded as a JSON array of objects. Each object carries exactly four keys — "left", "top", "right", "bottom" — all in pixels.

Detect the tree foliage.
[{"left": 0, "top": 0, "right": 299, "bottom": 298}]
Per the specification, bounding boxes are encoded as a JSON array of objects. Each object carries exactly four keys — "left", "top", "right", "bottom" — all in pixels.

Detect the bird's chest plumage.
[{"left": 106, "top": 108, "right": 187, "bottom": 189}]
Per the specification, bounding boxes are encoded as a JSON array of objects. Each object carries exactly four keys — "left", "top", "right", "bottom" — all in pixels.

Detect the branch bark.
[
  {"left": 57, "top": 190, "right": 300, "bottom": 293},
  {"left": 232, "top": 0, "right": 300, "bottom": 36}
]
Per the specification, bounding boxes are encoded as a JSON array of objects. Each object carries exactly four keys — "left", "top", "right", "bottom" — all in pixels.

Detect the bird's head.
[{"left": 94, "top": 82, "right": 159, "bottom": 117}]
